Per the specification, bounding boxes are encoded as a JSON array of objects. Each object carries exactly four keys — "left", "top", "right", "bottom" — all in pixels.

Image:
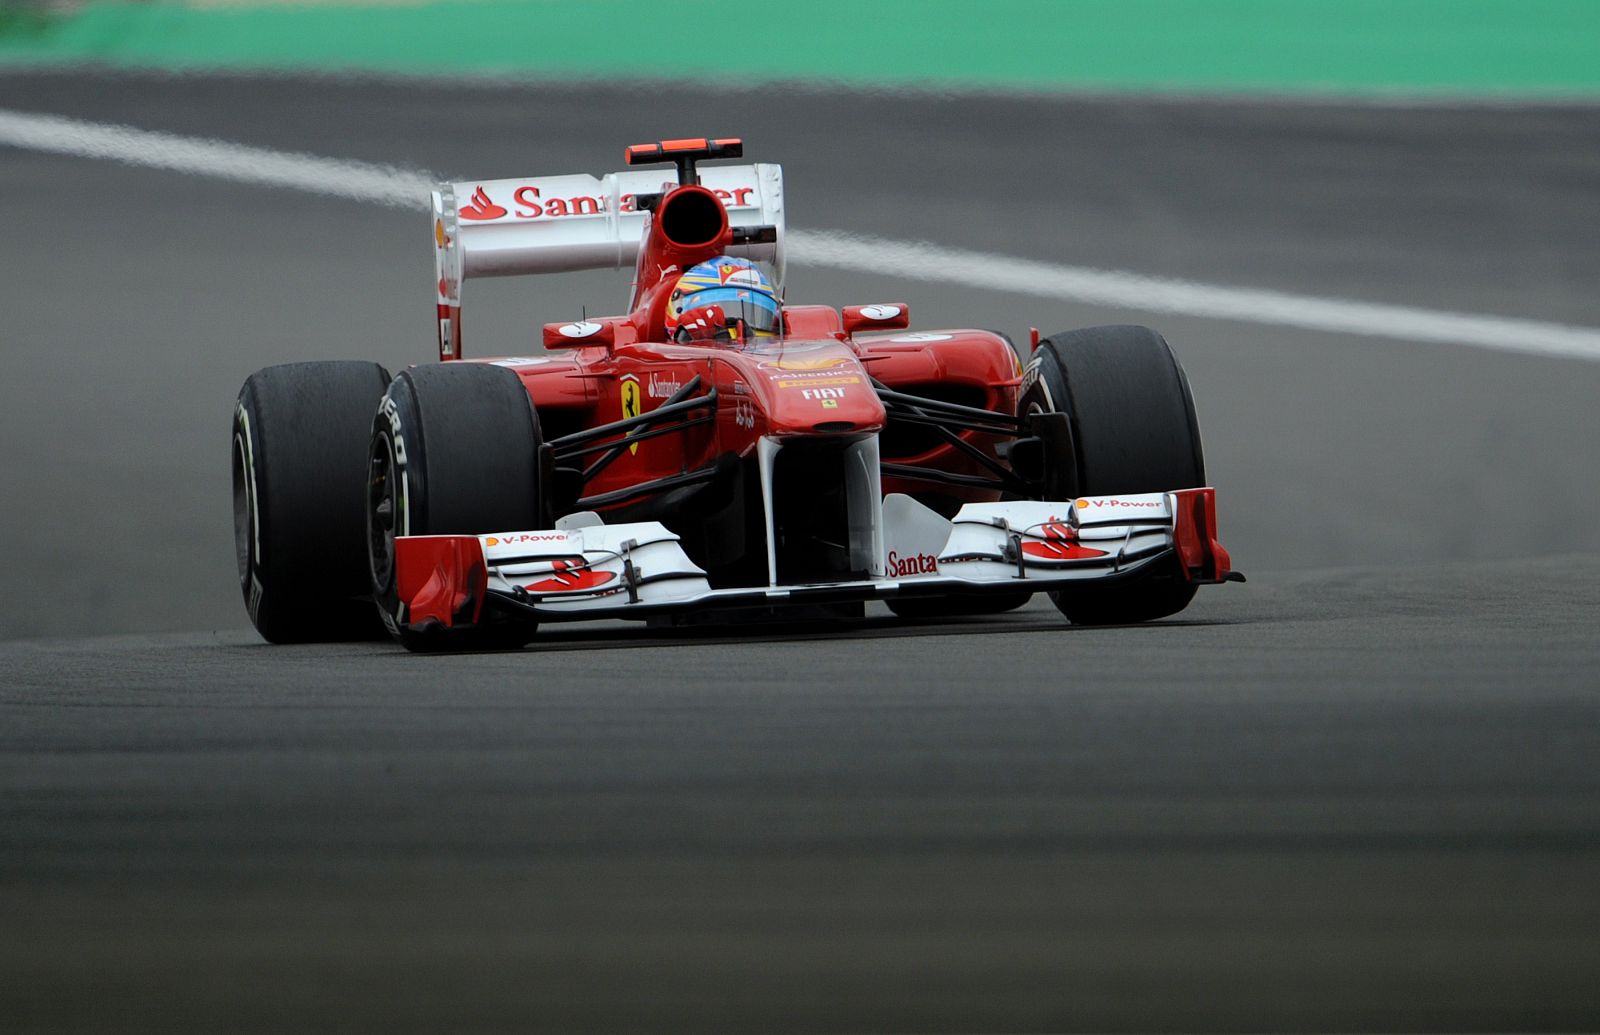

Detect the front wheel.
[
  {"left": 368, "top": 363, "right": 545, "bottom": 649},
  {"left": 1018, "top": 325, "right": 1206, "bottom": 625},
  {"left": 886, "top": 591, "right": 1033, "bottom": 619}
]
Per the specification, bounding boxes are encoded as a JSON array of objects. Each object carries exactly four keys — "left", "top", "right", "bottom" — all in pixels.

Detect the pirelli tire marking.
[
  {"left": 233, "top": 402, "right": 267, "bottom": 626},
  {"left": 1019, "top": 354, "right": 1055, "bottom": 412},
  {"left": 376, "top": 392, "right": 413, "bottom": 537},
  {"left": 234, "top": 403, "right": 262, "bottom": 566},
  {"left": 375, "top": 391, "right": 415, "bottom": 630}
]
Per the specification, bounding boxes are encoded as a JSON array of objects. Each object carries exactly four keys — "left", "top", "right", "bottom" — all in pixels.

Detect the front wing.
[{"left": 389, "top": 489, "right": 1236, "bottom": 641}]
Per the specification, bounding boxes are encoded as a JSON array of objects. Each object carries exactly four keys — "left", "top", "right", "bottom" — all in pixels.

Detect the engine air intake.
[{"left": 658, "top": 187, "right": 727, "bottom": 248}]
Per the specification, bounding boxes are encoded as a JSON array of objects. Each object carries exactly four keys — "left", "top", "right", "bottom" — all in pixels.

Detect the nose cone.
[{"left": 743, "top": 343, "right": 885, "bottom": 437}]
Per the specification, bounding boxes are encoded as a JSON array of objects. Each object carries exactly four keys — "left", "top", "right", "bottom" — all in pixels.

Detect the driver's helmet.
[{"left": 664, "top": 256, "right": 781, "bottom": 343}]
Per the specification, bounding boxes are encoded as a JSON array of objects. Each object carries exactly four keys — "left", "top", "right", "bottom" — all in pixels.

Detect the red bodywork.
[
  {"left": 454, "top": 175, "right": 1023, "bottom": 520},
  {"left": 484, "top": 330, "right": 1019, "bottom": 514}
]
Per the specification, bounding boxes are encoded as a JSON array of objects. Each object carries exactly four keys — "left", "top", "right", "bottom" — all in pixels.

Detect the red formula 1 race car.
[{"left": 232, "top": 137, "right": 1240, "bottom": 651}]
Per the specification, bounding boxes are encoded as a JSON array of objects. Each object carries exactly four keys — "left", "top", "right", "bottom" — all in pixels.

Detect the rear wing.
[{"left": 431, "top": 163, "right": 785, "bottom": 359}]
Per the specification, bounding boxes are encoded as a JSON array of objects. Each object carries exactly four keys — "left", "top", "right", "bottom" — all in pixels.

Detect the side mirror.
[
  {"left": 842, "top": 303, "right": 910, "bottom": 334},
  {"left": 543, "top": 319, "right": 616, "bottom": 349}
]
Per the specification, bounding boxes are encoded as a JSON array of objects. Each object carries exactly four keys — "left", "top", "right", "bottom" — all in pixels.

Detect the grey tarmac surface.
[
  {"left": 2, "top": 71, "right": 1599, "bottom": 1030},
  {"left": 4, "top": 562, "right": 1599, "bottom": 1031}
]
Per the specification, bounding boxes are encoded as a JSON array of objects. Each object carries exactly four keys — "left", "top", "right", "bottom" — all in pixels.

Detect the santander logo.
[
  {"left": 887, "top": 551, "right": 938, "bottom": 577},
  {"left": 455, "top": 183, "right": 757, "bottom": 222},
  {"left": 458, "top": 185, "right": 508, "bottom": 221}
]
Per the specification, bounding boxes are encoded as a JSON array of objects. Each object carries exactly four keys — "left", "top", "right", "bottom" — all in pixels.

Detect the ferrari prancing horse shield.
[{"left": 620, "top": 374, "right": 641, "bottom": 454}]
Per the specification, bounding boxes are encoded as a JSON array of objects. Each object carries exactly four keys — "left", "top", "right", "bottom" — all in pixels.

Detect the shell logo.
[
  {"left": 485, "top": 533, "right": 568, "bottom": 547},
  {"left": 1077, "top": 497, "right": 1164, "bottom": 509},
  {"left": 763, "top": 355, "right": 851, "bottom": 372}
]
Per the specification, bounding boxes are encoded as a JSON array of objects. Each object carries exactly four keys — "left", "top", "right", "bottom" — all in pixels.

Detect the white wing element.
[
  {"left": 468, "top": 493, "right": 1189, "bottom": 618},
  {"left": 480, "top": 523, "right": 713, "bottom": 615},
  {"left": 937, "top": 496, "right": 1177, "bottom": 583},
  {"left": 431, "top": 164, "right": 785, "bottom": 359}
]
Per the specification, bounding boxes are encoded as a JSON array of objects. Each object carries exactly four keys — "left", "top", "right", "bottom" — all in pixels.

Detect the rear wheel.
[
  {"left": 368, "top": 363, "right": 544, "bottom": 650},
  {"left": 233, "top": 361, "right": 392, "bottom": 643},
  {"left": 1018, "top": 325, "right": 1205, "bottom": 625}
]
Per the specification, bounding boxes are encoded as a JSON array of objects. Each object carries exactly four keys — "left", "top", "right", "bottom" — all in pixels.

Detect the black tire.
[
  {"left": 233, "top": 361, "right": 392, "bottom": 644},
  {"left": 886, "top": 590, "right": 1033, "bottom": 619},
  {"left": 1018, "top": 325, "right": 1205, "bottom": 625},
  {"left": 368, "top": 363, "right": 544, "bottom": 650}
]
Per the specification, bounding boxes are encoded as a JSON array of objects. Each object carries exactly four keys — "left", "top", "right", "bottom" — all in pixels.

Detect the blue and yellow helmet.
[{"left": 664, "top": 256, "right": 781, "bottom": 342}]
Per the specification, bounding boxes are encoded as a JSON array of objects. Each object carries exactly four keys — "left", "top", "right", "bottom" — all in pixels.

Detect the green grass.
[{"left": 3, "top": 0, "right": 1599, "bottom": 97}]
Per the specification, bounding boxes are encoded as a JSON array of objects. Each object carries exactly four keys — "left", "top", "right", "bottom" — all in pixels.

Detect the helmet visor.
[{"left": 683, "top": 287, "right": 781, "bottom": 334}]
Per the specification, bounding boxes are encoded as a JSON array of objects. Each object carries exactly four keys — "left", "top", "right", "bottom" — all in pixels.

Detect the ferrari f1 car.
[{"left": 232, "top": 137, "right": 1240, "bottom": 650}]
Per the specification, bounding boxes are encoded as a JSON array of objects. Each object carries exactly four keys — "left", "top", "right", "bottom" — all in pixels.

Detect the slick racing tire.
[
  {"left": 368, "top": 363, "right": 544, "bottom": 651},
  {"left": 233, "top": 361, "right": 393, "bottom": 644},
  {"left": 1019, "top": 325, "right": 1205, "bottom": 626},
  {"left": 886, "top": 590, "right": 1033, "bottom": 619}
]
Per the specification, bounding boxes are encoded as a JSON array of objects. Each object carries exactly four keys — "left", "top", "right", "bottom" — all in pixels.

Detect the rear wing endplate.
[{"left": 431, "top": 163, "right": 785, "bottom": 359}]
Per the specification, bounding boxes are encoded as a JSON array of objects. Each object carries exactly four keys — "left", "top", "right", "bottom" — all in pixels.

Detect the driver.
[{"left": 663, "top": 256, "right": 782, "bottom": 345}]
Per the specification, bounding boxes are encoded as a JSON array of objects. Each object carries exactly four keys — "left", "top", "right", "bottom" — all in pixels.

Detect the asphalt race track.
[{"left": 3, "top": 72, "right": 1599, "bottom": 1031}]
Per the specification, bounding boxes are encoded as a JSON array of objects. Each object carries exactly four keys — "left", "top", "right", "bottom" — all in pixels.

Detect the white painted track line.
[
  {"left": 6, "top": 107, "right": 1600, "bottom": 363},
  {"left": 0, "top": 108, "right": 429, "bottom": 208},
  {"left": 790, "top": 230, "right": 1600, "bottom": 361}
]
